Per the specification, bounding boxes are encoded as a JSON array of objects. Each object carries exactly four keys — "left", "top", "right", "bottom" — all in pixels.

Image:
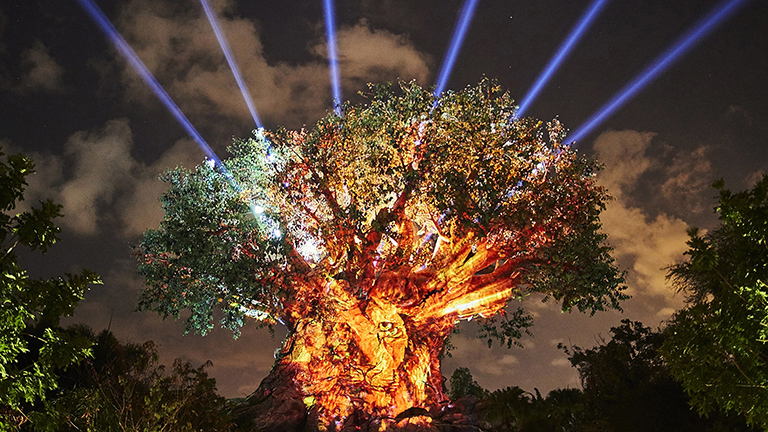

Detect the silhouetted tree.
[
  {"left": 540, "top": 388, "right": 585, "bottom": 432},
  {"left": 663, "top": 176, "right": 768, "bottom": 429},
  {"left": 562, "top": 319, "right": 756, "bottom": 432},
  {"left": 50, "top": 327, "right": 233, "bottom": 431}
]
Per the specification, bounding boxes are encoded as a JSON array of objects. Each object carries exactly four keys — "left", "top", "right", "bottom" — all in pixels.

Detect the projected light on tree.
[{"left": 137, "top": 80, "right": 626, "bottom": 431}]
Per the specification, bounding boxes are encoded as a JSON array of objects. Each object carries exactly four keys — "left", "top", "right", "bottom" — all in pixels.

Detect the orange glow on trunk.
[{"left": 256, "top": 233, "right": 529, "bottom": 430}]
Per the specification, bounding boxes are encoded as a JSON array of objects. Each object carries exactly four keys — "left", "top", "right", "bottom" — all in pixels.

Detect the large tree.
[
  {"left": 137, "top": 80, "right": 626, "bottom": 431},
  {"left": 662, "top": 176, "right": 768, "bottom": 429}
]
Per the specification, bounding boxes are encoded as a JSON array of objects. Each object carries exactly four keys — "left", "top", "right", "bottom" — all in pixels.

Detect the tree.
[
  {"left": 448, "top": 367, "right": 488, "bottom": 401},
  {"left": 563, "top": 319, "right": 756, "bottom": 432},
  {"left": 662, "top": 176, "right": 768, "bottom": 429},
  {"left": 0, "top": 148, "right": 100, "bottom": 430},
  {"left": 562, "top": 320, "right": 696, "bottom": 431},
  {"left": 137, "top": 80, "right": 626, "bottom": 431},
  {"left": 540, "top": 388, "right": 586, "bottom": 432},
  {"left": 50, "top": 327, "right": 233, "bottom": 431}
]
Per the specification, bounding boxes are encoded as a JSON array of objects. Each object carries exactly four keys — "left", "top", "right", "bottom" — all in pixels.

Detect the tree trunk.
[
  {"left": 233, "top": 284, "right": 458, "bottom": 431},
  {"left": 232, "top": 239, "right": 521, "bottom": 431}
]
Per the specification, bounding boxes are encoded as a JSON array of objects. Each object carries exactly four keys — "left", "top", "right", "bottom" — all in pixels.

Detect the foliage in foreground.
[
  {"left": 662, "top": 176, "right": 768, "bottom": 429},
  {"left": 449, "top": 319, "right": 757, "bottom": 432},
  {"left": 48, "top": 327, "right": 233, "bottom": 432},
  {"left": 0, "top": 148, "right": 231, "bottom": 431},
  {"left": 0, "top": 148, "right": 100, "bottom": 430}
]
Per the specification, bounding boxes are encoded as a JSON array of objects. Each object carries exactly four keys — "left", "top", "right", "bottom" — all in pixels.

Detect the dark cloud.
[
  {"left": 112, "top": 0, "right": 429, "bottom": 129},
  {"left": 16, "top": 119, "right": 204, "bottom": 238},
  {"left": 724, "top": 104, "right": 752, "bottom": 126},
  {"left": 19, "top": 40, "right": 65, "bottom": 92}
]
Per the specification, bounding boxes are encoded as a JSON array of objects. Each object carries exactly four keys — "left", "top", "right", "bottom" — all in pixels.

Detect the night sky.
[{"left": 2, "top": 0, "right": 767, "bottom": 398}]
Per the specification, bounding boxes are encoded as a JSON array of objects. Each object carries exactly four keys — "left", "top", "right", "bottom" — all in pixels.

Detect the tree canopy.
[
  {"left": 0, "top": 148, "right": 100, "bottom": 430},
  {"left": 137, "top": 79, "right": 626, "bottom": 338},
  {"left": 137, "top": 80, "right": 627, "bottom": 429},
  {"left": 662, "top": 176, "right": 768, "bottom": 429},
  {"left": 561, "top": 320, "right": 712, "bottom": 432}
]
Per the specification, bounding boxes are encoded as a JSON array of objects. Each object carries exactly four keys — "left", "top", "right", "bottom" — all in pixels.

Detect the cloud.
[
  {"left": 57, "top": 119, "right": 137, "bottom": 234},
  {"left": 591, "top": 130, "right": 656, "bottom": 198},
  {"left": 724, "top": 104, "right": 752, "bottom": 126},
  {"left": 660, "top": 145, "right": 712, "bottom": 213},
  {"left": 600, "top": 203, "right": 689, "bottom": 300},
  {"left": 746, "top": 169, "right": 766, "bottom": 187},
  {"left": 11, "top": 146, "right": 65, "bottom": 211},
  {"left": 316, "top": 20, "right": 431, "bottom": 89},
  {"left": 499, "top": 354, "right": 519, "bottom": 365},
  {"left": 19, "top": 40, "right": 65, "bottom": 93},
  {"left": 593, "top": 130, "right": 703, "bottom": 305},
  {"left": 446, "top": 333, "right": 520, "bottom": 377},
  {"left": 117, "top": 138, "right": 204, "bottom": 238},
  {"left": 656, "top": 307, "right": 676, "bottom": 319},
  {"left": 12, "top": 119, "right": 204, "bottom": 238},
  {"left": 6, "top": 120, "right": 136, "bottom": 235},
  {"left": 113, "top": 0, "right": 430, "bottom": 129}
]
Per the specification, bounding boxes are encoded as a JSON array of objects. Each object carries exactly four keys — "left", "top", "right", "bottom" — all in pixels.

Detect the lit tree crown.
[{"left": 137, "top": 79, "right": 626, "bottom": 336}]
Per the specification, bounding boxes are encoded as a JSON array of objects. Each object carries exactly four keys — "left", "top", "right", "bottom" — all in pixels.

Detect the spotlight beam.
[
  {"left": 568, "top": 0, "right": 751, "bottom": 144},
  {"left": 75, "top": 0, "right": 256, "bottom": 212},
  {"left": 323, "top": 0, "right": 343, "bottom": 116},
  {"left": 433, "top": 0, "right": 480, "bottom": 99},
  {"left": 515, "top": 0, "right": 609, "bottom": 118},
  {"left": 75, "top": 0, "right": 224, "bottom": 168},
  {"left": 200, "top": 0, "right": 264, "bottom": 128}
]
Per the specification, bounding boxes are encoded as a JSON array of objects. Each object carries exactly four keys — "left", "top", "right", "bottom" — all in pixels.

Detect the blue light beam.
[
  {"left": 515, "top": 0, "right": 609, "bottom": 119},
  {"left": 433, "top": 0, "right": 480, "bottom": 99},
  {"left": 200, "top": 0, "right": 264, "bottom": 128},
  {"left": 75, "top": 0, "right": 224, "bottom": 168},
  {"left": 568, "top": 0, "right": 751, "bottom": 144},
  {"left": 323, "top": 0, "right": 343, "bottom": 116}
]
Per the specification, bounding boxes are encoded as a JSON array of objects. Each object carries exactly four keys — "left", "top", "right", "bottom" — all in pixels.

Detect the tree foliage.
[
  {"left": 137, "top": 79, "right": 625, "bottom": 338},
  {"left": 136, "top": 80, "right": 627, "bottom": 428},
  {"left": 563, "top": 319, "right": 756, "bottom": 432},
  {"left": 48, "top": 327, "right": 233, "bottom": 432},
  {"left": 662, "top": 176, "right": 768, "bottom": 429},
  {"left": 448, "top": 367, "right": 488, "bottom": 400},
  {"left": 446, "top": 366, "right": 585, "bottom": 432},
  {"left": 562, "top": 320, "right": 694, "bottom": 431},
  {"left": 0, "top": 148, "right": 100, "bottom": 430}
]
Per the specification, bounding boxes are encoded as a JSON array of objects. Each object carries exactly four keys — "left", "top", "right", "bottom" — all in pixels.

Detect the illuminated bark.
[{"left": 233, "top": 232, "right": 534, "bottom": 430}]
